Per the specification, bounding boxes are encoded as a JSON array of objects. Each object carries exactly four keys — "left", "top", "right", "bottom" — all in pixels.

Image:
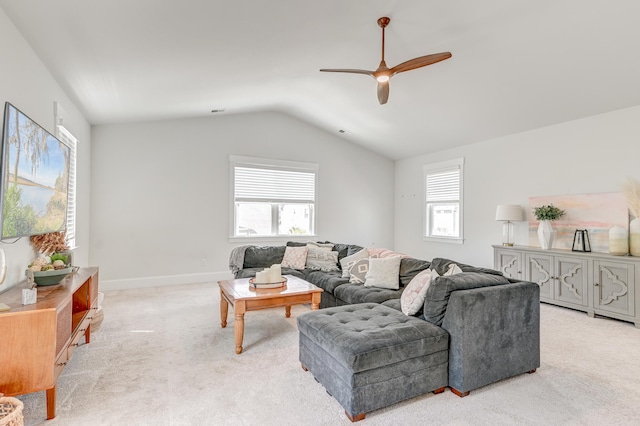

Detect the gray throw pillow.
[
  {"left": 340, "top": 248, "right": 368, "bottom": 278},
  {"left": 349, "top": 258, "right": 370, "bottom": 283}
]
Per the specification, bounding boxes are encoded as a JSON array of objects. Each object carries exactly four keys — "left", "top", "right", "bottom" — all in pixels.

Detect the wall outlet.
[{"left": 200, "top": 258, "right": 208, "bottom": 266}]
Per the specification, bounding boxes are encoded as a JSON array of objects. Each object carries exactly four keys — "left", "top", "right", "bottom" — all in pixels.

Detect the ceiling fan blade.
[
  {"left": 319, "top": 68, "right": 375, "bottom": 77},
  {"left": 377, "top": 81, "right": 389, "bottom": 105},
  {"left": 390, "top": 52, "right": 452, "bottom": 76}
]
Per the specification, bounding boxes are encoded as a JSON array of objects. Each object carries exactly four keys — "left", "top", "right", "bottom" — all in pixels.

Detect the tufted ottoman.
[{"left": 297, "top": 303, "right": 449, "bottom": 421}]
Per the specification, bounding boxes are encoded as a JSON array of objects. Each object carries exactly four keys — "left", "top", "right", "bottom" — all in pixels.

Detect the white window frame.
[
  {"left": 423, "top": 158, "right": 464, "bottom": 244},
  {"left": 55, "top": 124, "right": 77, "bottom": 249},
  {"left": 229, "top": 155, "right": 318, "bottom": 242}
]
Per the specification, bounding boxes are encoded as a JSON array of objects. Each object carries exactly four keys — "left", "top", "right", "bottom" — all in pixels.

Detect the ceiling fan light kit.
[{"left": 320, "top": 17, "right": 452, "bottom": 105}]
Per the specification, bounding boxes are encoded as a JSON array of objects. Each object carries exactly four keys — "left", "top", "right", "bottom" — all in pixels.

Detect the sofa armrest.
[{"left": 441, "top": 281, "right": 540, "bottom": 394}]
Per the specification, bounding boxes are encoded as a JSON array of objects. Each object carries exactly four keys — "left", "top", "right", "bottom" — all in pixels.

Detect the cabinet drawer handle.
[
  {"left": 594, "top": 282, "right": 599, "bottom": 286},
  {"left": 57, "top": 362, "right": 67, "bottom": 367},
  {"left": 71, "top": 343, "right": 81, "bottom": 347}
]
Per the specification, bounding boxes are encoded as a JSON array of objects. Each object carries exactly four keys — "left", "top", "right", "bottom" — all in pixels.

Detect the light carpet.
[{"left": 17, "top": 282, "right": 640, "bottom": 425}]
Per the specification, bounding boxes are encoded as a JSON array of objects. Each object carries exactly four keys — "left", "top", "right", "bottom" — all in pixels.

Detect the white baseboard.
[{"left": 100, "top": 271, "right": 234, "bottom": 291}]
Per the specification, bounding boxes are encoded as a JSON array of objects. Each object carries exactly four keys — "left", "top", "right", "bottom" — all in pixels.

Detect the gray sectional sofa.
[{"left": 230, "top": 242, "right": 540, "bottom": 421}]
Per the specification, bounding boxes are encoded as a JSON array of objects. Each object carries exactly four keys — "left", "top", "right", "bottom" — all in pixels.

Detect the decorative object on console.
[
  {"left": 622, "top": 178, "right": 640, "bottom": 256},
  {"left": 529, "top": 194, "right": 628, "bottom": 253},
  {"left": 533, "top": 204, "right": 565, "bottom": 250},
  {"left": 26, "top": 253, "right": 73, "bottom": 286},
  {"left": 29, "top": 231, "right": 69, "bottom": 255},
  {"left": 571, "top": 229, "right": 591, "bottom": 252},
  {"left": 608, "top": 226, "right": 628, "bottom": 256},
  {"left": 495, "top": 204, "right": 523, "bottom": 246}
]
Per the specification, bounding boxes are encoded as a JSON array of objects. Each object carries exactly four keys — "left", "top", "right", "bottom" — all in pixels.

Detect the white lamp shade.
[{"left": 495, "top": 205, "right": 523, "bottom": 221}]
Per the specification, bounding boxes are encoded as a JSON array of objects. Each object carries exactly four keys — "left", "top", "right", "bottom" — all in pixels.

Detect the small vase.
[
  {"left": 630, "top": 218, "right": 640, "bottom": 256},
  {"left": 537, "top": 220, "right": 554, "bottom": 250}
]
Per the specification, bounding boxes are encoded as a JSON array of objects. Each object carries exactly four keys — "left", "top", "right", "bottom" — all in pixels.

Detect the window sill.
[
  {"left": 423, "top": 236, "right": 464, "bottom": 245},
  {"left": 229, "top": 235, "right": 318, "bottom": 244}
]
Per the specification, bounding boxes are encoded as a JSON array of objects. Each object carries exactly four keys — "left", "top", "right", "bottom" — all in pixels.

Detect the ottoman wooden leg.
[
  {"left": 301, "top": 363, "right": 308, "bottom": 372},
  {"left": 433, "top": 387, "right": 446, "bottom": 394},
  {"left": 346, "top": 412, "right": 365, "bottom": 422},
  {"left": 450, "top": 387, "right": 470, "bottom": 397}
]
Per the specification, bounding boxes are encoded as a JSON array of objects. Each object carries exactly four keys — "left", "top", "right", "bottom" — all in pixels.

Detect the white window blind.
[
  {"left": 56, "top": 124, "right": 77, "bottom": 249},
  {"left": 230, "top": 156, "right": 318, "bottom": 239},
  {"left": 426, "top": 169, "right": 460, "bottom": 202},
  {"left": 424, "top": 158, "right": 464, "bottom": 242},
  {"left": 234, "top": 167, "right": 315, "bottom": 203}
]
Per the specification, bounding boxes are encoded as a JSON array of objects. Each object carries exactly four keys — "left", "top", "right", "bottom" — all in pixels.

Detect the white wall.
[
  {"left": 395, "top": 105, "right": 640, "bottom": 269},
  {"left": 91, "top": 112, "right": 395, "bottom": 289},
  {"left": 0, "top": 8, "right": 92, "bottom": 293}
]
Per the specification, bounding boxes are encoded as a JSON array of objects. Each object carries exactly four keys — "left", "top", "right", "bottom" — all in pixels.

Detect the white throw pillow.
[
  {"left": 401, "top": 268, "right": 439, "bottom": 316},
  {"left": 340, "top": 248, "right": 369, "bottom": 278},
  {"left": 444, "top": 263, "right": 463, "bottom": 276},
  {"left": 281, "top": 246, "right": 308, "bottom": 270},
  {"left": 364, "top": 256, "right": 402, "bottom": 289},
  {"left": 306, "top": 248, "right": 340, "bottom": 272},
  {"left": 306, "top": 242, "right": 334, "bottom": 251}
]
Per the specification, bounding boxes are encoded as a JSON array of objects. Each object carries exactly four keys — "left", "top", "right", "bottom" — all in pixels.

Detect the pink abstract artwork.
[{"left": 528, "top": 193, "right": 628, "bottom": 253}]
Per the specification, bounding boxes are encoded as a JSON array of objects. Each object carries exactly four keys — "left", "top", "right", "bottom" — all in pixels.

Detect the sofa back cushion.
[
  {"left": 429, "top": 258, "right": 503, "bottom": 277},
  {"left": 243, "top": 246, "right": 286, "bottom": 268},
  {"left": 423, "top": 272, "right": 511, "bottom": 326},
  {"left": 399, "top": 257, "right": 432, "bottom": 287}
]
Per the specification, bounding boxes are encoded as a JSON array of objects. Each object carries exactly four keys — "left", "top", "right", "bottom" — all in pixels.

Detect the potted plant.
[{"left": 533, "top": 204, "right": 565, "bottom": 249}]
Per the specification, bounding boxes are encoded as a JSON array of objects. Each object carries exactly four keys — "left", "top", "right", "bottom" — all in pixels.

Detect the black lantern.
[{"left": 572, "top": 229, "right": 591, "bottom": 252}]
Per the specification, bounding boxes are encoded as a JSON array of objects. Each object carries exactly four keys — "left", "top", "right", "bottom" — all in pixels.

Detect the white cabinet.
[{"left": 494, "top": 245, "right": 639, "bottom": 328}]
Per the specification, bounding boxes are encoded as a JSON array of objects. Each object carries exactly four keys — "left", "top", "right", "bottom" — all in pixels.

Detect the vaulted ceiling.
[{"left": 2, "top": 0, "right": 640, "bottom": 160}]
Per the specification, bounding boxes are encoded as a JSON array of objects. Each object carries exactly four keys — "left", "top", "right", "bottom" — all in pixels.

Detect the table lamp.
[{"left": 495, "top": 205, "right": 523, "bottom": 246}]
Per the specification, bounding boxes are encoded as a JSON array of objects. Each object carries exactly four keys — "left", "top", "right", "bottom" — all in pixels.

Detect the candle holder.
[{"left": 572, "top": 229, "right": 591, "bottom": 252}]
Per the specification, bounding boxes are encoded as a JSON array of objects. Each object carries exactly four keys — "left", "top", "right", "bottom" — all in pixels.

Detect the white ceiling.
[{"left": 2, "top": 0, "right": 640, "bottom": 160}]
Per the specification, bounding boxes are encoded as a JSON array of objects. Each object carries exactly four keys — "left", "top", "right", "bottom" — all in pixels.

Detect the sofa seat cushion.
[
  {"left": 303, "top": 270, "right": 349, "bottom": 294},
  {"left": 423, "top": 272, "right": 510, "bottom": 326},
  {"left": 297, "top": 303, "right": 448, "bottom": 373},
  {"left": 334, "top": 283, "right": 403, "bottom": 305}
]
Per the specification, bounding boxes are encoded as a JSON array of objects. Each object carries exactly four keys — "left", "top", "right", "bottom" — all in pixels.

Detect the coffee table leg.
[
  {"left": 220, "top": 289, "right": 228, "bottom": 328},
  {"left": 234, "top": 300, "right": 246, "bottom": 354},
  {"left": 311, "top": 292, "right": 321, "bottom": 310},
  {"left": 285, "top": 305, "right": 291, "bottom": 318}
]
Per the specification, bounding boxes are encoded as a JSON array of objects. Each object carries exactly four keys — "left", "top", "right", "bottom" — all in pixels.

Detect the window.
[
  {"left": 230, "top": 156, "right": 317, "bottom": 239},
  {"left": 424, "top": 158, "right": 464, "bottom": 243},
  {"left": 56, "top": 124, "right": 77, "bottom": 249}
]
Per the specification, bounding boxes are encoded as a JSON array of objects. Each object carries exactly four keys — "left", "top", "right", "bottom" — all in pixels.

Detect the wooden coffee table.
[{"left": 218, "top": 275, "right": 323, "bottom": 354}]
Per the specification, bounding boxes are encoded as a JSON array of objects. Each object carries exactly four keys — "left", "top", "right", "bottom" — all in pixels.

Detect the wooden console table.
[{"left": 0, "top": 267, "right": 99, "bottom": 420}]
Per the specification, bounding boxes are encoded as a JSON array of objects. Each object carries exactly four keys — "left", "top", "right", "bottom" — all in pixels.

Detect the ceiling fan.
[{"left": 320, "top": 17, "right": 452, "bottom": 105}]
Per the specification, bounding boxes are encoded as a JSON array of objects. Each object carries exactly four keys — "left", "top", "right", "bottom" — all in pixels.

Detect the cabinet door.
[
  {"left": 554, "top": 256, "right": 588, "bottom": 307},
  {"left": 525, "top": 253, "right": 553, "bottom": 300},
  {"left": 593, "top": 260, "right": 635, "bottom": 317},
  {"left": 495, "top": 249, "right": 522, "bottom": 279}
]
